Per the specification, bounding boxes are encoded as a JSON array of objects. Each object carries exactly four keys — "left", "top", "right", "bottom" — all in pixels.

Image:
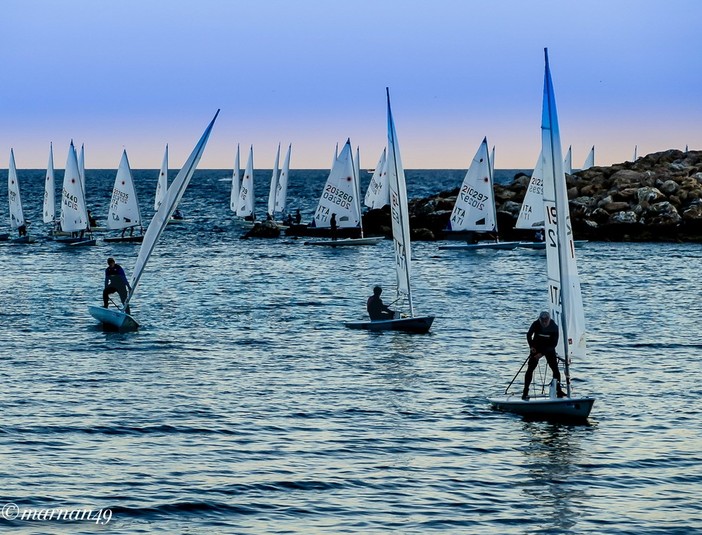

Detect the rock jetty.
[{"left": 362, "top": 149, "right": 702, "bottom": 241}]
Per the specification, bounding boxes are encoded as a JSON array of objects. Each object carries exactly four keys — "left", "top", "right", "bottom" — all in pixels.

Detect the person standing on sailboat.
[
  {"left": 103, "top": 257, "right": 131, "bottom": 310},
  {"left": 367, "top": 286, "right": 395, "bottom": 321},
  {"left": 523, "top": 311, "right": 565, "bottom": 400}
]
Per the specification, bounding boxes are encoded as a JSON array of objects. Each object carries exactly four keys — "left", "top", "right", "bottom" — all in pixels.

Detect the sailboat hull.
[
  {"left": 104, "top": 235, "right": 144, "bottom": 243},
  {"left": 344, "top": 315, "right": 434, "bottom": 333},
  {"left": 88, "top": 305, "right": 139, "bottom": 331},
  {"left": 439, "top": 241, "right": 520, "bottom": 250},
  {"left": 517, "top": 240, "right": 588, "bottom": 250},
  {"left": 488, "top": 395, "right": 595, "bottom": 421},
  {"left": 304, "top": 237, "right": 383, "bottom": 246}
]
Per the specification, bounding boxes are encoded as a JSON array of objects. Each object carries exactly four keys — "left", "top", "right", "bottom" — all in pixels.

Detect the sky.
[{"left": 2, "top": 0, "right": 701, "bottom": 170}]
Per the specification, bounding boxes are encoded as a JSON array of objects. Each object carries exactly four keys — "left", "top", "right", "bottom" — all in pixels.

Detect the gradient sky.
[{"left": 2, "top": 0, "right": 701, "bottom": 170}]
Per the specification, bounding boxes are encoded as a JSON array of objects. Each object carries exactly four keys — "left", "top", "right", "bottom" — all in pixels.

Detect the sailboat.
[
  {"left": 274, "top": 143, "right": 292, "bottom": 218},
  {"left": 563, "top": 145, "right": 573, "bottom": 174},
  {"left": 43, "top": 143, "right": 59, "bottom": 235},
  {"left": 266, "top": 143, "right": 281, "bottom": 220},
  {"left": 364, "top": 148, "right": 389, "bottom": 209},
  {"left": 581, "top": 145, "right": 595, "bottom": 170},
  {"left": 516, "top": 152, "right": 587, "bottom": 250},
  {"left": 229, "top": 144, "right": 241, "bottom": 215},
  {"left": 104, "top": 150, "right": 144, "bottom": 243},
  {"left": 305, "top": 140, "right": 382, "bottom": 246},
  {"left": 155, "top": 144, "right": 168, "bottom": 211},
  {"left": 632, "top": 145, "right": 638, "bottom": 162},
  {"left": 77, "top": 144, "right": 106, "bottom": 233},
  {"left": 345, "top": 89, "right": 434, "bottom": 333},
  {"left": 88, "top": 111, "right": 219, "bottom": 331},
  {"left": 489, "top": 50, "right": 594, "bottom": 420},
  {"left": 7, "top": 150, "right": 34, "bottom": 244},
  {"left": 440, "top": 138, "right": 519, "bottom": 250},
  {"left": 236, "top": 145, "right": 255, "bottom": 222},
  {"left": 55, "top": 142, "right": 96, "bottom": 246}
]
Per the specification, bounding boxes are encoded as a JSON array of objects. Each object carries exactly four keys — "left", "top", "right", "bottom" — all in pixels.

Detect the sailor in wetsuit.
[
  {"left": 522, "top": 310, "right": 565, "bottom": 399},
  {"left": 367, "top": 286, "right": 394, "bottom": 321},
  {"left": 103, "top": 257, "right": 131, "bottom": 311}
]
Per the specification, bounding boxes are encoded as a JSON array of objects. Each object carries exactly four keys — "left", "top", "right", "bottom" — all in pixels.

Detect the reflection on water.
[{"left": 0, "top": 169, "right": 700, "bottom": 532}]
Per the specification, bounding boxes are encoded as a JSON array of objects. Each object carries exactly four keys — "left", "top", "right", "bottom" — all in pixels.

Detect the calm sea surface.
[{"left": 0, "top": 168, "right": 701, "bottom": 533}]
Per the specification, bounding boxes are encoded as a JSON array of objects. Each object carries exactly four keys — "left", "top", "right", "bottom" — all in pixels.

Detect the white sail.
[
  {"left": 127, "top": 111, "right": 219, "bottom": 305},
  {"left": 230, "top": 144, "right": 241, "bottom": 213},
  {"left": 448, "top": 137, "right": 496, "bottom": 232},
  {"left": 267, "top": 144, "right": 281, "bottom": 217},
  {"left": 582, "top": 146, "right": 595, "bottom": 170},
  {"left": 60, "top": 142, "right": 89, "bottom": 233},
  {"left": 107, "top": 150, "right": 141, "bottom": 230},
  {"left": 515, "top": 151, "right": 545, "bottom": 230},
  {"left": 563, "top": 145, "right": 572, "bottom": 174},
  {"left": 8, "top": 149, "right": 25, "bottom": 230},
  {"left": 155, "top": 144, "right": 168, "bottom": 211},
  {"left": 541, "top": 49, "right": 586, "bottom": 363},
  {"left": 313, "top": 140, "right": 360, "bottom": 228},
  {"left": 633, "top": 145, "right": 638, "bottom": 161},
  {"left": 364, "top": 148, "right": 389, "bottom": 209},
  {"left": 274, "top": 143, "right": 291, "bottom": 213},
  {"left": 236, "top": 146, "right": 255, "bottom": 218},
  {"left": 43, "top": 143, "right": 55, "bottom": 224},
  {"left": 386, "top": 89, "right": 413, "bottom": 314}
]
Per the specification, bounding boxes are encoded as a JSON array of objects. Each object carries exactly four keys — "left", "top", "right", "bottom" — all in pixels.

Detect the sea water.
[{"left": 0, "top": 168, "right": 700, "bottom": 533}]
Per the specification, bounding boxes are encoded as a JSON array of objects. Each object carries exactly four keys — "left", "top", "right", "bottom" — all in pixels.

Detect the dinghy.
[
  {"left": 154, "top": 144, "right": 168, "bottom": 211},
  {"left": 104, "top": 150, "right": 144, "bottom": 243},
  {"left": 55, "top": 142, "right": 96, "bottom": 246},
  {"left": 440, "top": 139, "right": 519, "bottom": 251},
  {"left": 364, "top": 148, "right": 389, "bottom": 209},
  {"left": 489, "top": 49, "right": 594, "bottom": 421},
  {"left": 344, "top": 89, "right": 434, "bottom": 333},
  {"left": 305, "top": 140, "right": 382, "bottom": 246},
  {"left": 88, "top": 111, "right": 219, "bottom": 330},
  {"left": 7, "top": 149, "right": 35, "bottom": 244},
  {"left": 229, "top": 144, "right": 241, "bottom": 215},
  {"left": 235, "top": 145, "right": 256, "bottom": 224}
]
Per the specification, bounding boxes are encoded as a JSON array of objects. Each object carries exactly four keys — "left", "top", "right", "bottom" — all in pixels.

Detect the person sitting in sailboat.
[
  {"left": 367, "top": 286, "right": 395, "bottom": 321},
  {"left": 103, "top": 257, "right": 132, "bottom": 312},
  {"left": 523, "top": 311, "right": 565, "bottom": 400}
]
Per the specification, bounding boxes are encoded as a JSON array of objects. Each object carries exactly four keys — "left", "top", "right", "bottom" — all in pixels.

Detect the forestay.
[
  {"left": 313, "top": 140, "right": 360, "bottom": 228},
  {"left": 107, "top": 150, "right": 141, "bottom": 231},
  {"left": 448, "top": 138, "right": 496, "bottom": 232}
]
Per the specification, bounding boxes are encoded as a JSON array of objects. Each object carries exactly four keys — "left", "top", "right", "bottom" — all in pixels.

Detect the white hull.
[
  {"left": 88, "top": 305, "right": 139, "bottom": 331},
  {"left": 304, "top": 237, "right": 383, "bottom": 246},
  {"left": 344, "top": 315, "right": 434, "bottom": 333},
  {"left": 55, "top": 237, "right": 97, "bottom": 246},
  {"left": 489, "top": 394, "right": 594, "bottom": 420},
  {"left": 439, "top": 241, "right": 520, "bottom": 250},
  {"left": 517, "top": 240, "right": 588, "bottom": 250}
]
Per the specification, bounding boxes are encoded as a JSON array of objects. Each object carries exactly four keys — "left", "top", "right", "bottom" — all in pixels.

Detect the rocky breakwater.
[{"left": 362, "top": 149, "right": 702, "bottom": 241}]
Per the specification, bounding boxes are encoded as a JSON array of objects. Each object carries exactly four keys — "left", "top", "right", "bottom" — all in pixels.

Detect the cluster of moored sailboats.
[{"left": 3, "top": 51, "right": 595, "bottom": 422}]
